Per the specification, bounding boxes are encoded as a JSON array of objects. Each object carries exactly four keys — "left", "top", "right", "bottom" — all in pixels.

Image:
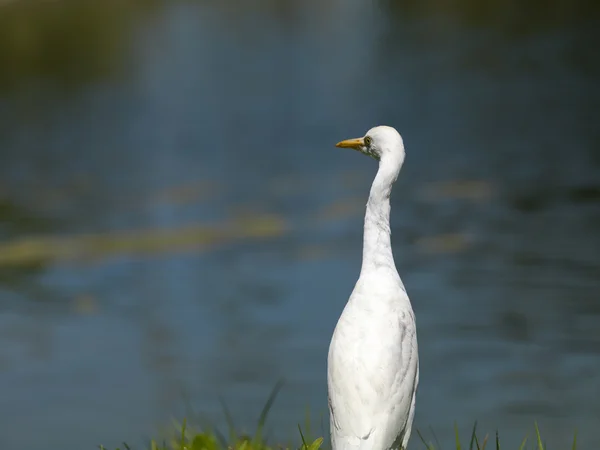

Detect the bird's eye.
[{"left": 364, "top": 136, "right": 372, "bottom": 147}]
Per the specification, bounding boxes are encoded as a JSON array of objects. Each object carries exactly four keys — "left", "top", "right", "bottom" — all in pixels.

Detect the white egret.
[{"left": 327, "top": 126, "right": 419, "bottom": 450}]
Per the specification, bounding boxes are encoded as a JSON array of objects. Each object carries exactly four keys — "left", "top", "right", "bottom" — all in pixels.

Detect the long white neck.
[{"left": 360, "top": 158, "right": 401, "bottom": 275}]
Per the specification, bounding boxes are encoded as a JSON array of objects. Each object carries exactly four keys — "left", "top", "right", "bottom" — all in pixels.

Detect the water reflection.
[{"left": 0, "top": 0, "right": 599, "bottom": 449}]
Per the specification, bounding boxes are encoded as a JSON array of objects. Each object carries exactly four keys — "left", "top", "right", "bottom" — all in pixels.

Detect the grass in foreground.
[
  {"left": 416, "top": 421, "right": 577, "bottom": 450},
  {"left": 100, "top": 383, "right": 578, "bottom": 450},
  {"left": 101, "top": 420, "right": 577, "bottom": 450}
]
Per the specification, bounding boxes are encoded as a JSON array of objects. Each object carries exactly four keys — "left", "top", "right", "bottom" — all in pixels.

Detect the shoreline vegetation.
[
  {"left": 99, "top": 385, "right": 577, "bottom": 450},
  {"left": 100, "top": 418, "right": 577, "bottom": 450}
]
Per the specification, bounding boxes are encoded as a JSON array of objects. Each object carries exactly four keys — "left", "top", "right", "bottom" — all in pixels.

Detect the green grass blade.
[
  {"left": 219, "top": 396, "right": 238, "bottom": 444},
  {"left": 428, "top": 426, "right": 442, "bottom": 450},
  {"left": 258, "top": 379, "right": 285, "bottom": 429},
  {"left": 213, "top": 426, "right": 228, "bottom": 448},
  {"left": 253, "top": 378, "right": 285, "bottom": 445},
  {"left": 180, "top": 418, "right": 187, "bottom": 447},
  {"left": 416, "top": 428, "right": 434, "bottom": 450},
  {"left": 298, "top": 424, "right": 308, "bottom": 448},
  {"left": 309, "top": 437, "right": 325, "bottom": 450},
  {"left": 454, "top": 422, "right": 462, "bottom": 450},
  {"left": 534, "top": 422, "right": 544, "bottom": 450},
  {"left": 571, "top": 429, "right": 577, "bottom": 450},
  {"left": 518, "top": 436, "right": 528, "bottom": 450},
  {"left": 495, "top": 430, "right": 500, "bottom": 450},
  {"left": 468, "top": 421, "right": 478, "bottom": 450}
]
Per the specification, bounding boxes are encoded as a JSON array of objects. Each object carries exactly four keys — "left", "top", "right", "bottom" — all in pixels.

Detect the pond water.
[{"left": 0, "top": 1, "right": 599, "bottom": 449}]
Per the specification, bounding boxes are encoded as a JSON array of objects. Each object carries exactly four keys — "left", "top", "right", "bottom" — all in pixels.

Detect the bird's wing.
[{"left": 328, "top": 288, "right": 418, "bottom": 450}]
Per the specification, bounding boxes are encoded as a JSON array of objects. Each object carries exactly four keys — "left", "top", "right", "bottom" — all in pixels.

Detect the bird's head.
[{"left": 335, "top": 125, "right": 405, "bottom": 165}]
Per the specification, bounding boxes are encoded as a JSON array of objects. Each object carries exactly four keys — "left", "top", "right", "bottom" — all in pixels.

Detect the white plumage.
[{"left": 327, "top": 126, "right": 419, "bottom": 450}]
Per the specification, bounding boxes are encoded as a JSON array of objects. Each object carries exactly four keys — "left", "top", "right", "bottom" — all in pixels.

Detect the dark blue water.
[{"left": 0, "top": 1, "right": 599, "bottom": 449}]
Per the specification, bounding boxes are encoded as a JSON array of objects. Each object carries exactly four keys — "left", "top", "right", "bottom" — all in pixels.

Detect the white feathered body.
[
  {"left": 328, "top": 125, "right": 419, "bottom": 450},
  {"left": 328, "top": 269, "right": 419, "bottom": 450}
]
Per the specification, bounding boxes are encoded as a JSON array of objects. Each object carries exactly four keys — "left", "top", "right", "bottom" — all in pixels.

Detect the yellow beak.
[{"left": 335, "top": 137, "right": 364, "bottom": 149}]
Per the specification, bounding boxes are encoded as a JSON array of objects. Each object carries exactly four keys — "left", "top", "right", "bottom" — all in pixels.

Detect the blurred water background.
[{"left": 0, "top": 0, "right": 599, "bottom": 449}]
